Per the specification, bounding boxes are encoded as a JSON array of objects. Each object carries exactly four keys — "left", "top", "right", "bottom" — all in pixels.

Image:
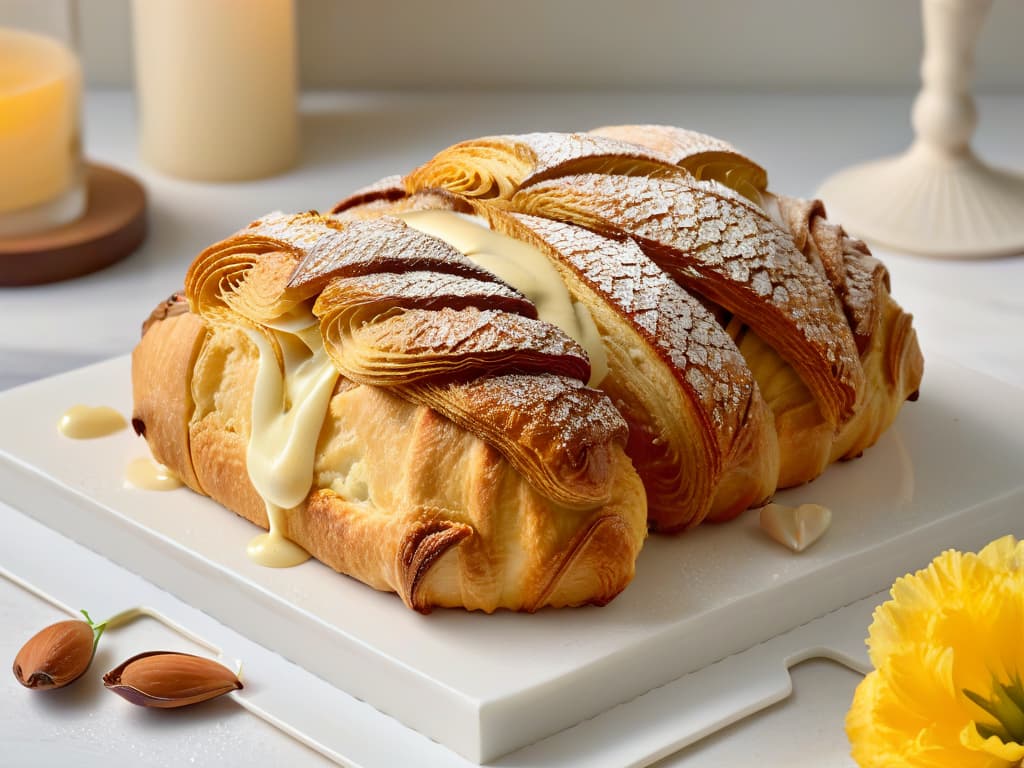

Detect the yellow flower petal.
[
  {"left": 869, "top": 549, "right": 977, "bottom": 664},
  {"left": 848, "top": 535, "right": 1024, "bottom": 768},
  {"left": 977, "top": 536, "right": 1024, "bottom": 573},
  {"left": 848, "top": 648, "right": 997, "bottom": 768},
  {"left": 961, "top": 721, "right": 1024, "bottom": 763}
]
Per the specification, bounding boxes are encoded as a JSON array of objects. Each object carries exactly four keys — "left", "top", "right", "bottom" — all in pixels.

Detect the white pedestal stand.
[{"left": 818, "top": 0, "right": 1024, "bottom": 259}]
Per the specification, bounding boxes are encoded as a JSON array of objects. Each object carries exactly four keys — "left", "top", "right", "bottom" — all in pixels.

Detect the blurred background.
[{"left": 68, "top": 0, "right": 1024, "bottom": 91}]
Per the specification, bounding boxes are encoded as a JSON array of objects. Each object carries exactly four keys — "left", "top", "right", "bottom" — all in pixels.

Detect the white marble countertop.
[{"left": 1, "top": 89, "right": 1022, "bottom": 767}]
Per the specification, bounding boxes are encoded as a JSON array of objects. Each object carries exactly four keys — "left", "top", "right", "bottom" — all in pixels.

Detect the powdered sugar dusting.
[
  {"left": 288, "top": 217, "right": 505, "bottom": 291},
  {"left": 402, "top": 372, "right": 626, "bottom": 506},
  {"left": 590, "top": 124, "right": 752, "bottom": 167},
  {"left": 408, "top": 132, "right": 678, "bottom": 202},
  {"left": 331, "top": 174, "right": 406, "bottom": 214},
  {"left": 243, "top": 211, "right": 343, "bottom": 248},
  {"left": 513, "top": 172, "right": 864, "bottom": 423},
  {"left": 840, "top": 238, "right": 886, "bottom": 335},
  {"left": 511, "top": 213, "right": 754, "bottom": 443},
  {"left": 777, "top": 195, "right": 886, "bottom": 349},
  {"left": 460, "top": 373, "right": 626, "bottom": 449},
  {"left": 190, "top": 201, "right": 633, "bottom": 508},
  {"left": 510, "top": 132, "right": 675, "bottom": 181},
  {"left": 810, "top": 217, "right": 886, "bottom": 346},
  {"left": 316, "top": 269, "right": 536, "bottom": 319},
  {"left": 345, "top": 306, "right": 590, "bottom": 383}
]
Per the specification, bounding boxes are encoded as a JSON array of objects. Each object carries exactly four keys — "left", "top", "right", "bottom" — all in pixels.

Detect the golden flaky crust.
[
  {"left": 589, "top": 124, "right": 769, "bottom": 204},
  {"left": 328, "top": 189, "right": 778, "bottom": 530},
  {"left": 133, "top": 316, "right": 646, "bottom": 612},
  {"left": 403, "top": 132, "right": 678, "bottom": 201},
  {"left": 132, "top": 125, "right": 922, "bottom": 614},
  {"left": 131, "top": 303, "right": 207, "bottom": 493},
  {"left": 507, "top": 173, "right": 865, "bottom": 429},
  {"left": 487, "top": 210, "right": 775, "bottom": 529},
  {"left": 391, "top": 126, "right": 922, "bottom": 525},
  {"left": 573, "top": 125, "right": 923, "bottom": 487},
  {"left": 135, "top": 210, "right": 648, "bottom": 613}
]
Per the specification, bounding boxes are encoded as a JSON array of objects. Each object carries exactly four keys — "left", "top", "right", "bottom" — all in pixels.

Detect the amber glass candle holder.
[{"left": 0, "top": 0, "right": 86, "bottom": 239}]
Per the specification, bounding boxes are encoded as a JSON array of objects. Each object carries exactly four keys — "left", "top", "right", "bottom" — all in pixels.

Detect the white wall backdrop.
[{"left": 35, "top": 0, "right": 1024, "bottom": 90}]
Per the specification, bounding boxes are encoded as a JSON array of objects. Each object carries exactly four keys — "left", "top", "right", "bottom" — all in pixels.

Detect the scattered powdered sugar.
[
  {"left": 203, "top": 129, "right": 900, "bottom": 504},
  {"left": 242, "top": 210, "right": 343, "bottom": 248},
  {"left": 509, "top": 132, "right": 676, "bottom": 183},
  {"left": 589, "top": 124, "right": 758, "bottom": 169},
  {"left": 223, "top": 206, "right": 630, "bottom": 502},
  {"left": 410, "top": 131, "right": 680, "bottom": 201},
  {"left": 511, "top": 213, "right": 753, "bottom": 441},
  {"left": 318, "top": 269, "right": 536, "bottom": 320},
  {"left": 776, "top": 195, "right": 887, "bottom": 349},
  {"left": 330, "top": 174, "right": 406, "bottom": 214},
  {"left": 436, "top": 372, "right": 627, "bottom": 451},
  {"left": 288, "top": 216, "right": 505, "bottom": 291},
  {"left": 840, "top": 239, "right": 886, "bottom": 337},
  {"left": 400, "top": 372, "right": 627, "bottom": 506},
  {"left": 347, "top": 306, "right": 589, "bottom": 382},
  {"left": 512, "top": 172, "right": 864, "bottom": 422}
]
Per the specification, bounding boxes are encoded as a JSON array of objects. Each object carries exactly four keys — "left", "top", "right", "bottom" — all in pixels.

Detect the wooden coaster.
[{"left": 0, "top": 163, "right": 147, "bottom": 287}]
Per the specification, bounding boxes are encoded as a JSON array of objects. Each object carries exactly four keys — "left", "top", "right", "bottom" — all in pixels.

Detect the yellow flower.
[{"left": 846, "top": 535, "right": 1024, "bottom": 768}]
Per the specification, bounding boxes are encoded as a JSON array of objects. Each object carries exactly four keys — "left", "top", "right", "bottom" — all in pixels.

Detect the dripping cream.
[
  {"left": 244, "top": 313, "right": 338, "bottom": 568},
  {"left": 398, "top": 210, "right": 609, "bottom": 387}
]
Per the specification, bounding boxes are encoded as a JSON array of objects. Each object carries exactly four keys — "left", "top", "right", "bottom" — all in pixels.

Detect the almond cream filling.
[
  {"left": 244, "top": 312, "right": 339, "bottom": 568},
  {"left": 241, "top": 213, "right": 611, "bottom": 567},
  {"left": 397, "top": 210, "right": 609, "bottom": 387}
]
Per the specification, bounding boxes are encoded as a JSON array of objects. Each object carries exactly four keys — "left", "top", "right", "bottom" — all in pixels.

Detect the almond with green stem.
[
  {"left": 13, "top": 610, "right": 107, "bottom": 690},
  {"left": 103, "top": 651, "right": 243, "bottom": 708}
]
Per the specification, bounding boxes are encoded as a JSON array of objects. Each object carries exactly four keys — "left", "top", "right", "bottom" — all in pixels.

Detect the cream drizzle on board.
[
  {"left": 124, "top": 457, "right": 184, "bottom": 491},
  {"left": 243, "top": 311, "right": 339, "bottom": 568},
  {"left": 397, "top": 210, "right": 610, "bottom": 387},
  {"left": 58, "top": 405, "right": 128, "bottom": 439}
]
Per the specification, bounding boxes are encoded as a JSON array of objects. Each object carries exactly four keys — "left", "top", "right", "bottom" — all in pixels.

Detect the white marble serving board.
[{"left": 0, "top": 352, "right": 1021, "bottom": 764}]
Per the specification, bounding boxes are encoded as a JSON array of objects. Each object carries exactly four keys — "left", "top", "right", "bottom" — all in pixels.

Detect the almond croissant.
[
  {"left": 131, "top": 125, "right": 922, "bottom": 614},
  {"left": 337, "top": 126, "right": 923, "bottom": 530},
  {"left": 132, "top": 212, "right": 647, "bottom": 613}
]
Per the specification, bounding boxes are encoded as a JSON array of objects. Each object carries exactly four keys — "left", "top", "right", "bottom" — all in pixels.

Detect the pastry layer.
[{"left": 133, "top": 310, "right": 648, "bottom": 612}]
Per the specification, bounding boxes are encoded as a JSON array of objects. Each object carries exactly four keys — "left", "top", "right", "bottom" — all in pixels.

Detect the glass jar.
[{"left": 0, "top": 0, "right": 85, "bottom": 238}]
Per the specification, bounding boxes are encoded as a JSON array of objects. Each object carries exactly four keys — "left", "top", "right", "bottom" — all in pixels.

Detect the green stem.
[{"left": 79, "top": 609, "right": 108, "bottom": 652}]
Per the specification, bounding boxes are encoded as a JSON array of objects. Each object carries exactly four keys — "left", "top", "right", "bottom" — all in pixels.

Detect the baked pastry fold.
[
  {"left": 373, "top": 126, "right": 921, "bottom": 525},
  {"left": 564, "top": 127, "right": 922, "bottom": 486},
  {"left": 331, "top": 189, "right": 777, "bottom": 529},
  {"left": 488, "top": 210, "right": 776, "bottom": 528},
  {"left": 133, "top": 124, "right": 923, "bottom": 614},
  {"left": 506, "top": 172, "right": 864, "bottom": 428},
  {"left": 403, "top": 131, "right": 678, "bottom": 201},
  {"left": 589, "top": 124, "right": 769, "bottom": 205},
  {"left": 135, "top": 211, "right": 648, "bottom": 612}
]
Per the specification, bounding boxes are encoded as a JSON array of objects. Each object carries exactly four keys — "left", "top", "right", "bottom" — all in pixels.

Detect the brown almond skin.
[
  {"left": 104, "top": 651, "right": 242, "bottom": 708},
  {"left": 13, "top": 620, "right": 95, "bottom": 690}
]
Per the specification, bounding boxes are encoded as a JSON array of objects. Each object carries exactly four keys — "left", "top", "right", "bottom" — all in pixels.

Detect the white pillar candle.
[
  {"left": 0, "top": 27, "right": 84, "bottom": 236},
  {"left": 132, "top": 0, "right": 299, "bottom": 181}
]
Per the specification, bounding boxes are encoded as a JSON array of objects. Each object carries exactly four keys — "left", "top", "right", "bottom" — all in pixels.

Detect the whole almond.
[
  {"left": 103, "top": 651, "right": 242, "bottom": 708},
  {"left": 13, "top": 619, "right": 96, "bottom": 690}
]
